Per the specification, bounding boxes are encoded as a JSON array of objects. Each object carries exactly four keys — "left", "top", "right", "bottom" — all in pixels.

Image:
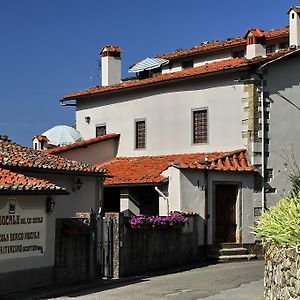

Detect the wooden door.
[{"left": 215, "top": 184, "right": 238, "bottom": 243}]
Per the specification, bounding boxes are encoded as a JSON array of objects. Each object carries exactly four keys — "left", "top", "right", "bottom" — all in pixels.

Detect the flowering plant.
[{"left": 129, "top": 213, "right": 188, "bottom": 229}]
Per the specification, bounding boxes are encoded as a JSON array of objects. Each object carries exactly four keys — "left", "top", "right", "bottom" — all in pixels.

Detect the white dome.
[{"left": 42, "top": 125, "right": 83, "bottom": 146}]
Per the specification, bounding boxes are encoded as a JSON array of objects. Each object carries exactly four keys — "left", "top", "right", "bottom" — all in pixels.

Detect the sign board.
[{"left": 0, "top": 198, "right": 46, "bottom": 260}]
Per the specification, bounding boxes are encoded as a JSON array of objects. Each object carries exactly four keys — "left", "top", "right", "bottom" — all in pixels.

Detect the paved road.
[{"left": 46, "top": 260, "right": 264, "bottom": 300}]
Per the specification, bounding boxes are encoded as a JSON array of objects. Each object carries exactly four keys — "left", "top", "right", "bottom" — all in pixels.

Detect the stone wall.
[{"left": 264, "top": 247, "right": 300, "bottom": 299}]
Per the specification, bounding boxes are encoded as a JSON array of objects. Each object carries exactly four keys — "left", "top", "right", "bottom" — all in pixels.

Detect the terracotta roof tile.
[
  {"left": 32, "top": 135, "right": 49, "bottom": 142},
  {"left": 0, "top": 141, "right": 106, "bottom": 175},
  {"left": 0, "top": 168, "right": 67, "bottom": 193},
  {"left": 47, "top": 133, "right": 120, "bottom": 155},
  {"left": 160, "top": 27, "right": 288, "bottom": 60},
  {"left": 96, "top": 149, "right": 255, "bottom": 186},
  {"left": 101, "top": 45, "right": 122, "bottom": 54},
  {"left": 63, "top": 50, "right": 291, "bottom": 101}
]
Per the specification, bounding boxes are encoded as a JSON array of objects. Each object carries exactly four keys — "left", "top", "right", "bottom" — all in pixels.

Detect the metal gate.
[{"left": 101, "top": 216, "right": 114, "bottom": 278}]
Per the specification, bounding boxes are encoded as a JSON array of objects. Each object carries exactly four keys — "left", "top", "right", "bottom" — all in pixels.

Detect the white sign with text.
[{"left": 0, "top": 198, "right": 46, "bottom": 260}]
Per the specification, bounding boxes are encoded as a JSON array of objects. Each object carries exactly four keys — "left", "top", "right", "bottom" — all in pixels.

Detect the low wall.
[
  {"left": 264, "top": 247, "right": 300, "bottom": 299},
  {"left": 120, "top": 215, "right": 203, "bottom": 276}
]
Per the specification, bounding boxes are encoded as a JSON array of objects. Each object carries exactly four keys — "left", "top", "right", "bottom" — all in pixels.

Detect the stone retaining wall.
[{"left": 264, "top": 247, "right": 300, "bottom": 299}]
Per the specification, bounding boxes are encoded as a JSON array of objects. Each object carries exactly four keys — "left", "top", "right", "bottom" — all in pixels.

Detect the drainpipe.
[
  {"left": 204, "top": 156, "right": 209, "bottom": 257},
  {"left": 260, "top": 74, "right": 265, "bottom": 213}
]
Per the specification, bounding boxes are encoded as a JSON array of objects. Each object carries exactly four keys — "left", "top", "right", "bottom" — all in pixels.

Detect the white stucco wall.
[
  {"left": 263, "top": 54, "right": 300, "bottom": 207},
  {"left": 102, "top": 55, "right": 121, "bottom": 86},
  {"left": 193, "top": 51, "right": 232, "bottom": 67},
  {"left": 166, "top": 168, "right": 255, "bottom": 245},
  {"left": 76, "top": 75, "right": 247, "bottom": 157},
  {"left": 289, "top": 9, "right": 300, "bottom": 47},
  {"left": 55, "top": 139, "right": 118, "bottom": 165},
  {"left": 246, "top": 44, "right": 266, "bottom": 59}
]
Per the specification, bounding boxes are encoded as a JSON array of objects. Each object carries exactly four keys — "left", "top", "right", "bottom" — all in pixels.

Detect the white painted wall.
[
  {"left": 162, "top": 52, "right": 233, "bottom": 75},
  {"left": 55, "top": 139, "right": 118, "bottom": 165},
  {"left": 173, "top": 169, "right": 255, "bottom": 245},
  {"left": 161, "top": 167, "right": 181, "bottom": 213},
  {"left": 263, "top": 54, "right": 300, "bottom": 207},
  {"left": 246, "top": 44, "right": 266, "bottom": 59},
  {"left": 102, "top": 55, "right": 121, "bottom": 86},
  {"left": 289, "top": 9, "right": 300, "bottom": 47},
  {"left": 76, "top": 75, "right": 247, "bottom": 157},
  {"left": 194, "top": 51, "right": 232, "bottom": 67}
]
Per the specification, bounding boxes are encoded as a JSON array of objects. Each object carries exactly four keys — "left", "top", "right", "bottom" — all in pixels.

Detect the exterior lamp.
[
  {"left": 46, "top": 196, "right": 56, "bottom": 214},
  {"left": 85, "top": 116, "right": 91, "bottom": 124}
]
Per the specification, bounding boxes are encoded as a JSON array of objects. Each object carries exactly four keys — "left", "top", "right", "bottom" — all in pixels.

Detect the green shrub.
[{"left": 254, "top": 192, "right": 300, "bottom": 249}]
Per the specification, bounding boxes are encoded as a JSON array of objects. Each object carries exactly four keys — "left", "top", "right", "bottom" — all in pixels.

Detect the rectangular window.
[
  {"left": 96, "top": 125, "right": 106, "bottom": 137},
  {"left": 232, "top": 50, "right": 245, "bottom": 58},
  {"left": 193, "top": 109, "right": 208, "bottom": 144},
  {"left": 279, "top": 42, "right": 288, "bottom": 49},
  {"left": 135, "top": 120, "right": 146, "bottom": 149},
  {"left": 266, "top": 45, "right": 275, "bottom": 54},
  {"left": 182, "top": 60, "right": 194, "bottom": 70}
]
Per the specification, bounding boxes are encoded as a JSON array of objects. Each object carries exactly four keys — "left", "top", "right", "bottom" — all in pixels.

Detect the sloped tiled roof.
[
  {"left": 0, "top": 168, "right": 67, "bottom": 194},
  {"left": 0, "top": 141, "right": 106, "bottom": 176},
  {"left": 62, "top": 50, "right": 291, "bottom": 100},
  {"left": 32, "top": 135, "right": 49, "bottom": 142},
  {"left": 96, "top": 149, "right": 254, "bottom": 186},
  {"left": 160, "top": 27, "right": 289, "bottom": 60},
  {"left": 47, "top": 133, "right": 120, "bottom": 155}
]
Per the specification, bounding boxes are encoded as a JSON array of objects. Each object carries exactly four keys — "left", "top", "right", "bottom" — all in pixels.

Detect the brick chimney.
[
  {"left": 100, "top": 45, "right": 122, "bottom": 86},
  {"left": 244, "top": 29, "right": 266, "bottom": 59},
  {"left": 288, "top": 6, "right": 300, "bottom": 47}
]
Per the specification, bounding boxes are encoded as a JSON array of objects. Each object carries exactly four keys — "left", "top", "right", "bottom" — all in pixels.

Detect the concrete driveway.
[{"left": 45, "top": 260, "right": 264, "bottom": 300}]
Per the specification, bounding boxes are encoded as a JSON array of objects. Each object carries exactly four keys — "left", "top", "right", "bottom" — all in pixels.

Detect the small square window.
[
  {"left": 193, "top": 109, "right": 208, "bottom": 144},
  {"left": 135, "top": 120, "right": 146, "bottom": 149},
  {"left": 96, "top": 125, "right": 106, "bottom": 137},
  {"left": 182, "top": 60, "right": 194, "bottom": 70}
]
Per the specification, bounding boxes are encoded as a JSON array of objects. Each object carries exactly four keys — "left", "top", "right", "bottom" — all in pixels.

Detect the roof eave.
[
  {"left": 0, "top": 189, "right": 70, "bottom": 195},
  {"left": 62, "top": 65, "right": 250, "bottom": 102},
  {"left": 0, "top": 165, "right": 107, "bottom": 178}
]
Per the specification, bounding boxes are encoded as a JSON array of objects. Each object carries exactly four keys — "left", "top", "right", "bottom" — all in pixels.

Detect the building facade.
[{"left": 59, "top": 7, "right": 300, "bottom": 248}]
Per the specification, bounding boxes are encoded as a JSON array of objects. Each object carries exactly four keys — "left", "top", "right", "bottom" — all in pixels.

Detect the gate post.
[
  {"left": 102, "top": 213, "right": 124, "bottom": 279},
  {"left": 89, "top": 212, "right": 97, "bottom": 281}
]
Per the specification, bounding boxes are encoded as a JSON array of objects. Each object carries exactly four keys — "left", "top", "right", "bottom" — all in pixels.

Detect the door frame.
[{"left": 212, "top": 181, "right": 242, "bottom": 244}]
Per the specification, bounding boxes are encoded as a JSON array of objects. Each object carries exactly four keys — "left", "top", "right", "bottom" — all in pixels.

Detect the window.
[
  {"left": 193, "top": 109, "right": 207, "bottom": 144},
  {"left": 135, "top": 120, "right": 146, "bottom": 149},
  {"left": 232, "top": 50, "right": 245, "bottom": 58},
  {"left": 279, "top": 42, "right": 288, "bottom": 49},
  {"left": 182, "top": 60, "right": 194, "bottom": 70},
  {"left": 266, "top": 45, "right": 275, "bottom": 54},
  {"left": 96, "top": 124, "right": 106, "bottom": 137}
]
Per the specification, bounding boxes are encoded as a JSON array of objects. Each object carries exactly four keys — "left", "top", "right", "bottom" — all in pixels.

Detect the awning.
[{"left": 129, "top": 57, "right": 169, "bottom": 73}]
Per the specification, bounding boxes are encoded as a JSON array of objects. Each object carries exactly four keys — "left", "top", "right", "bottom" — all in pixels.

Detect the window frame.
[
  {"left": 95, "top": 123, "right": 107, "bottom": 137},
  {"left": 134, "top": 118, "right": 146, "bottom": 150},
  {"left": 191, "top": 108, "right": 208, "bottom": 145}
]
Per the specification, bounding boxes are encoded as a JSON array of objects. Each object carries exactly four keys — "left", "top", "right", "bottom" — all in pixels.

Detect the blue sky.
[{"left": 0, "top": 1, "right": 298, "bottom": 146}]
